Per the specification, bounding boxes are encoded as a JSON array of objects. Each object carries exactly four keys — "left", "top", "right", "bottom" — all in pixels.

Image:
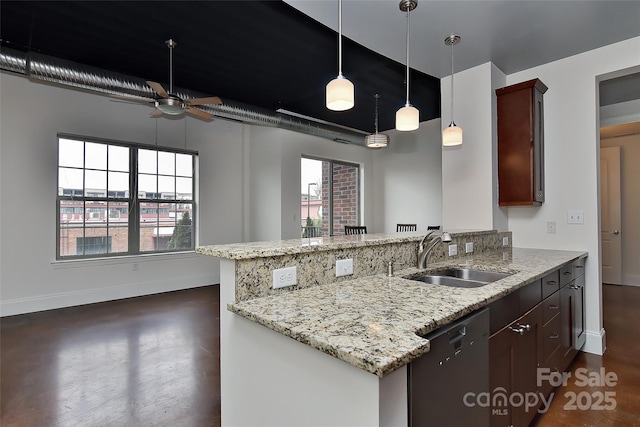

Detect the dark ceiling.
[{"left": 0, "top": 0, "right": 441, "bottom": 133}]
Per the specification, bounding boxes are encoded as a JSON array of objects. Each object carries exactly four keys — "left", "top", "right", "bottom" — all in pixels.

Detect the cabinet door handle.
[
  {"left": 546, "top": 280, "right": 557, "bottom": 285},
  {"left": 549, "top": 333, "right": 559, "bottom": 339},
  {"left": 509, "top": 323, "right": 531, "bottom": 335},
  {"left": 563, "top": 271, "right": 572, "bottom": 276},
  {"left": 569, "top": 285, "right": 580, "bottom": 290},
  {"left": 548, "top": 305, "right": 558, "bottom": 310},
  {"left": 575, "top": 265, "right": 584, "bottom": 269}
]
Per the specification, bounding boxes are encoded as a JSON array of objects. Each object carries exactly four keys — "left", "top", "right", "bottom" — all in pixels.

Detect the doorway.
[{"left": 598, "top": 71, "right": 640, "bottom": 287}]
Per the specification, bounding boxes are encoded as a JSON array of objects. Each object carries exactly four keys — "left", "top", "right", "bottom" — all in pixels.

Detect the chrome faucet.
[{"left": 417, "top": 231, "right": 453, "bottom": 269}]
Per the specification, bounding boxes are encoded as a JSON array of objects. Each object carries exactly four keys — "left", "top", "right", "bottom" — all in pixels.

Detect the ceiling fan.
[{"left": 120, "top": 39, "right": 222, "bottom": 120}]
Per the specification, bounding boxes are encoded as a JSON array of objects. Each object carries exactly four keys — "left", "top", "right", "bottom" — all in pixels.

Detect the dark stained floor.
[
  {"left": 1, "top": 284, "right": 638, "bottom": 426},
  {"left": 532, "top": 284, "right": 640, "bottom": 427},
  {"left": 1, "top": 286, "right": 220, "bottom": 427}
]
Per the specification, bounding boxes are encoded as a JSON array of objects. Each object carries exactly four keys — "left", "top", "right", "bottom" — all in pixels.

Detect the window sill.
[{"left": 51, "top": 251, "right": 200, "bottom": 270}]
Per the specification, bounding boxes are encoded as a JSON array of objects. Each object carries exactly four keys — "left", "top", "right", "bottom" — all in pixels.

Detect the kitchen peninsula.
[{"left": 197, "top": 230, "right": 587, "bottom": 427}]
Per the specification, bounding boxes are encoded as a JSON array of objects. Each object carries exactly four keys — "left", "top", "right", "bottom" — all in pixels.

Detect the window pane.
[
  {"left": 85, "top": 142, "right": 107, "bottom": 170},
  {"left": 109, "top": 145, "right": 129, "bottom": 172},
  {"left": 332, "top": 162, "right": 359, "bottom": 235},
  {"left": 59, "top": 139, "right": 84, "bottom": 168},
  {"left": 140, "top": 202, "right": 159, "bottom": 251},
  {"left": 158, "top": 175, "right": 175, "bottom": 199},
  {"left": 158, "top": 151, "right": 175, "bottom": 175},
  {"left": 176, "top": 153, "right": 192, "bottom": 177},
  {"left": 59, "top": 200, "right": 84, "bottom": 257},
  {"left": 77, "top": 233, "right": 111, "bottom": 255},
  {"left": 138, "top": 149, "right": 157, "bottom": 174},
  {"left": 85, "top": 170, "right": 107, "bottom": 196},
  {"left": 108, "top": 171, "right": 129, "bottom": 196},
  {"left": 108, "top": 202, "right": 128, "bottom": 253},
  {"left": 167, "top": 206, "right": 192, "bottom": 250},
  {"left": 176, "top": 177, "right": 192, "bottom": 199},
  {"left": 58, "top": 168, "right": 83, "bottom": 195},
  {"left": 85, "top": 201, "right": 107, "bottom": 220},
  {"left": 138, "top": 174, "right": 157, "bottom": 198}
]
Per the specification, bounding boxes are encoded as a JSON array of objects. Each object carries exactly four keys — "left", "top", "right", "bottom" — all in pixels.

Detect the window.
[
  {"left": 57, "top": 135, "right": 197, "bottom": 259},
  {"left": 300, "top": 157, "right": 360, "bottom": 236}
]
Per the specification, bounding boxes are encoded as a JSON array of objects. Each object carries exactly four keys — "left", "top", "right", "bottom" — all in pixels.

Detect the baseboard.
[
  {"left": 582, "top": 328, "right": 607, "bottom": 355},
  {"left": 0, "top": 273, "right": 218, "bottom": 317}
]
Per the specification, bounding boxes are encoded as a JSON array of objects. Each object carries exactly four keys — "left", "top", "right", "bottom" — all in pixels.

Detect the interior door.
[{"left": 600, "top": 146, "right": 622, "bottom": 284}]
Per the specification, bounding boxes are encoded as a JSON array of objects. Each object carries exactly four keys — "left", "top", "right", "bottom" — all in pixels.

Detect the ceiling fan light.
[
  {"left": 326, "top": 75, "right": 355, "bottom": 111},
  {"left": 155, "top": 97, "right": 185, "bottom": 115},
  {"left": 442, "top": 122, "right": 463, "bottom": 146},
  {"left": 395, "top": 104, "right": 419, "bottom": 131}
]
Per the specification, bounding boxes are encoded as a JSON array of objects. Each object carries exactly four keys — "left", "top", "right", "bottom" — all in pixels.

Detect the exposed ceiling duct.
[{"left": 0, "top": 47, "right": 368, "bottom": 146}]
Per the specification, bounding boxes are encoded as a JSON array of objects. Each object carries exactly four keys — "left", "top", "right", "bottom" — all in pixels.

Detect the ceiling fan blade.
[
  {"left": 185, "top": 106, "right": 214, "bottom": 121},
  {"left": 150, "top": 109, "right": 164, "bottom": 118},
  {"left": 185, "top": 96, "right": 222, "bottom": 106},
  {"left": 146, "top": 81, "right": 169, "bottom": 98}
]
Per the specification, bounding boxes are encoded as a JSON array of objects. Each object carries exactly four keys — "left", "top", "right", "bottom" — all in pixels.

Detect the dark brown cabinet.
[
  {"left": 490, "top": 304, "right": 543, "bottom": 427},
  {"left": 496, "top": 78, "right": 548, "bottom": 206}
]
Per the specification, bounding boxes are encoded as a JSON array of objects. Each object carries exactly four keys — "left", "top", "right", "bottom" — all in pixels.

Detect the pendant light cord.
[
  {"left": 338, "top": 0, "right": 343, "bottom": 77},
  {"left": 374, "top": 94, "right": 380, "bottom": 133},
  {"left": 405, "top": 9, "right": 411, "bottom": 104},
  {"left": 450, "top": 40, "right": 454, "bottom": 123}
]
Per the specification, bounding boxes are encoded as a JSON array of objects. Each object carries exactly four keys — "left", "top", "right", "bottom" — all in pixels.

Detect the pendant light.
[
  {"left": 396, "top": 0, "right": 419, "bottom": 131},
  {"left": 326, "top": 0, "right": 354, "bottom": 111},
  {"left": 365, "top": 94, "right": 389, "bottom": 148},
  {"left": 442, "top": 34, "right": 463, "bottom": 146}
]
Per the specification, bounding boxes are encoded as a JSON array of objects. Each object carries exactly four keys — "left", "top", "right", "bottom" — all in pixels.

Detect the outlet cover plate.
[
  {"left": 567, "top": 209, "right": 584, "bottom": 224},
  {"left": 448, "top": 244, "right": 458, "bottom": 256},
  {"left": 547, "top": 221, "right": 556, "bottom": 234},
  {"left": 465, "top": 242, "right": 474, "bottom": 253},
  {"left": 503, "top": 237, "right": 509, "bottom": 246},
  {"left": 336, "top": 258, "right": 354, "bottom": 277},
  {"left": 273, "top": 266, "right": 297, "bottom": 289}
]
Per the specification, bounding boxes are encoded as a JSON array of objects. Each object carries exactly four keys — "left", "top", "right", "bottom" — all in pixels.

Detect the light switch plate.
[
  {"left": 336, "top": 259, "right": 354, "bottom": 277},
  {"left": 465, "top": 242, "right": 474, "bottom": 253},
  {"left": 448, "top": 244, "right": 458, "bottom": 256},
  {"left": 273, "top": 266, "right": 297, "bottom": 289},
  {"left": 502, "top": 237, "right": 509, "bottom": 246}
]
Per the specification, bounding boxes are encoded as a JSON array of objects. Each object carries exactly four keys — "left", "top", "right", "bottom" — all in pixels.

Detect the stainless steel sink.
[{"left": 404, "top": 268, "right": 512, "bottom": 288}]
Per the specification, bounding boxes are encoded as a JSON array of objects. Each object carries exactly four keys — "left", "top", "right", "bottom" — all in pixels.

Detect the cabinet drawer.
[
  {"left": 519, "top": 279, "right": 542, "bottom": 314},
  {"left": 541, "top": 270, "right": 560, "bottom": 299},
  {"left": 542, "top": 315, "right": 561, "bottom": 361},
  {"left": 574, "top": 257, "right": 585, "bottom": 279},
  {"left": 560, "top": 263, "right": 574, "bottom": 286},
  {"left": 543, "top": 292, "right": 561, "bottom": 325}
]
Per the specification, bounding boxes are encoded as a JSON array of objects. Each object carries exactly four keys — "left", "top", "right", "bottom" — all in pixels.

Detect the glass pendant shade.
[
  {"left": 326, "top": 75, "right": 355, "bottom": 111},
  {"left": 442, "top": 122, "right": 463, "bottom": 146},
  {"left": 396, "top": 104, "right": 419, "bottom": 131}
]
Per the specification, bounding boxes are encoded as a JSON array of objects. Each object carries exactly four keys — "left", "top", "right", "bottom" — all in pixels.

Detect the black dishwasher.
[{"left": 408, "top": 307, "right": 490, "bottom": 427}]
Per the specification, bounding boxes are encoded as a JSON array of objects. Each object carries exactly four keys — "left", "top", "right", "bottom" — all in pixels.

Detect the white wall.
[
  {"left": 443, "top": 37, "right": 640, "bottom": 355},
  {"left": 1, "top": 71, "right": 444, "bottom": 315},
  {"left": 441, "top": 62, "right": 508, "bottom": 231},
  {"left": 0, "top": 72, "right": 246, "bottom": 315},
  {"left": 371, "top": 119, "right": 443, "bottom": 233}
]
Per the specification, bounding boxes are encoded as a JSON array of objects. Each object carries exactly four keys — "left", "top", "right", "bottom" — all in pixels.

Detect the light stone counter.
[{"left": 228, "top": 248, "right": 587, "bottom": 377}]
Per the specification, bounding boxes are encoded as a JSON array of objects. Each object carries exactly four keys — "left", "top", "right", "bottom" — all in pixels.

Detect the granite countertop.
[
  {"left": 196, "top": 229, "right": 494, "bottom": 260},
  {"left": 228, "top": 247, "right": 587, "bottom": 377}
]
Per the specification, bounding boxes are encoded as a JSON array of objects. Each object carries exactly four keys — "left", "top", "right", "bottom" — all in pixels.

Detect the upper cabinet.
[{"left": 496, "top": 79, "right": 548, "bottom": 206}]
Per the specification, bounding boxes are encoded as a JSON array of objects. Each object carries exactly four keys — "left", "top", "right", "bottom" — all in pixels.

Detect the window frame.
[
  {"left": 56, "top": 134, "right": 198, "bottom": 260},
  {"left": 301, "top": 155, "right": 361, "bottom": 237}
]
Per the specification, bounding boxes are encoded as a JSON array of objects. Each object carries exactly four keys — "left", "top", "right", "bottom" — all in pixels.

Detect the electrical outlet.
[
  {"left": 567, "top": 209, "right": 584, "bottom": 224},
  {"left": 448, "top": 244, "right": 458, "bottom": 256},
  {"left": 547, "top": 221, "right": 556, "bottom": 234},
  {"left": 336, "top": 258, "right": 354, "bottom": 277},
  {"left": 273, "top": 266, "right": 297, "bottom": 289},
  {"left": 502, "top": 237, "right": 509, "bottom": 246},
  {"left": 132, "top": 263, "right": 139, "bottom": 272},
  {"left": 465, "top": 242, "right": 474, "bottom": 253}
]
